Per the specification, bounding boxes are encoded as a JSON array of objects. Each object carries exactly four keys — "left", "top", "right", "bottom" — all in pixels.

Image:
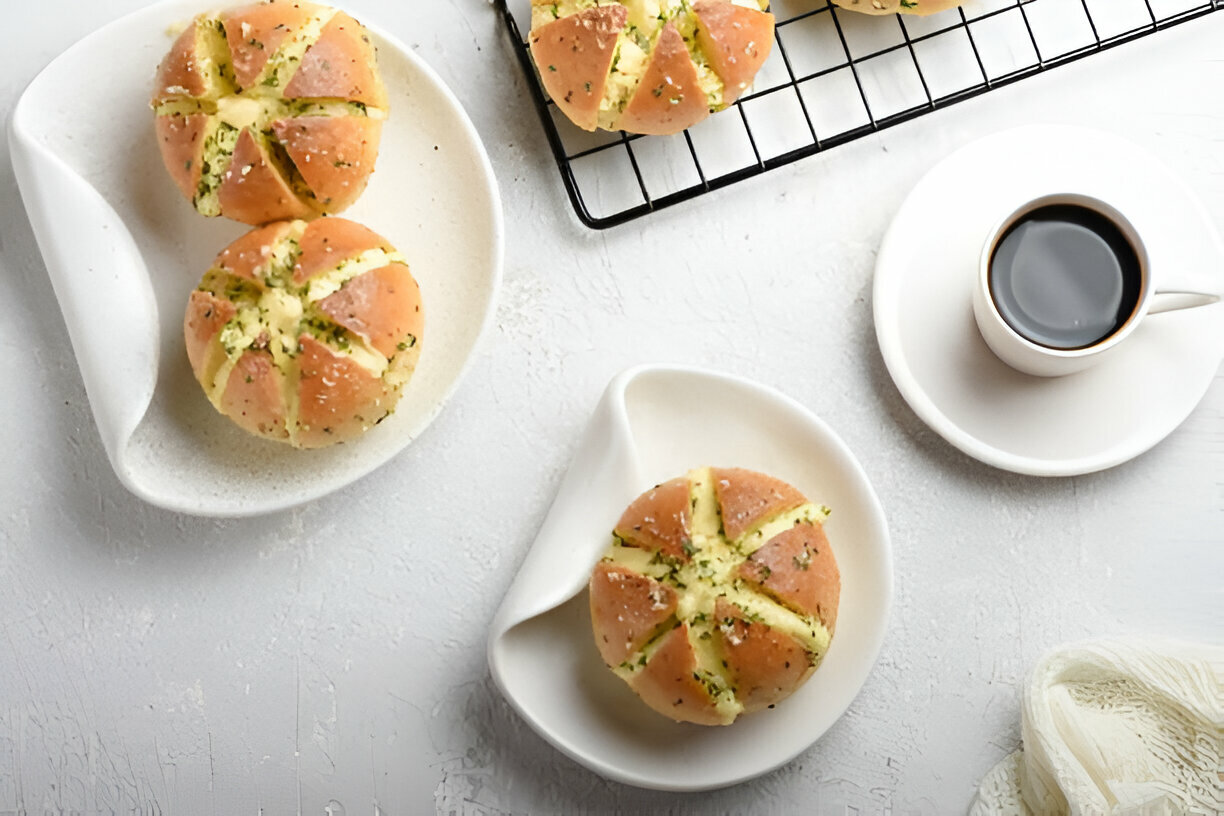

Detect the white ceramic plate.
[
  {"left": 874, "top": 124, "right": 1224, "bottom": 477},
  {"left": 487, "top": 365, "right": 892, "bottom": 791},
  {"left": 9, "top": 1, "right": 502, "bottom": 516}
]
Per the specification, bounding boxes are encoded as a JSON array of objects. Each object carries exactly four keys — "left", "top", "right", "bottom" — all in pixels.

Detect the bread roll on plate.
[
  {"left": 590, "top": 467, "right": 840, "bottom": 725},
  {"left": 153, "top": 1, "right": 387, "bottom": 224},
  {"left": 529, "top": 0, "right": 775, "bottom": 135},
  {"left": 833, "top": 0, "right": 964, "bottom": 15},
  {"left": 185, "top": 217, "right": 423, "bottom": 448}
]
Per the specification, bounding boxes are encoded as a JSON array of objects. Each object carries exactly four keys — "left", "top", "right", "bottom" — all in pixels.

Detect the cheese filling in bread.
[
  {"left": 257, "top": 9, "right": 336, "bottom": 93},
  {"left": 590, "top": 467, "right": 840, "bottom": 725},
  {"left": 153, "top": 2, "right": 387, "bottom": 224},
  {"left": 185, "top": 218, "right": 423, "bottom": 448},
  {"left": 195, "top": 121, "right": 242, "bottom": 216},
  {"left": 529, "top": 0, "right": 774, "bottom": 135}
]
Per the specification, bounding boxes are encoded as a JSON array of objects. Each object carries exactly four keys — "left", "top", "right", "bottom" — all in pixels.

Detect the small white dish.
[
  {"left": 873, "top": 124, "right": 1224, "bottom": 477},
  {"left": 9, "top": 0, "right": 503, "bottom": 517},
  {"left": 487, "top": 364, "right": 892, "bottom": 791}
]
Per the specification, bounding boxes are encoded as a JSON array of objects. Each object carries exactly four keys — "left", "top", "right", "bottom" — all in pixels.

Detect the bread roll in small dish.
[
  {"left": 153, "top": 1, "right": 387, "bottom": 224},
  {"left": 590, "top": 467, "right": 840, "bottom": 725},
  {"left": 185, "top": 218, "right": 423, "bottom": 448},
  {"left": 529, "top": 0, "right": 775, "bottom": 136},
  {"left": 833, "top": 0, "right": 963, "bottom": 15}
]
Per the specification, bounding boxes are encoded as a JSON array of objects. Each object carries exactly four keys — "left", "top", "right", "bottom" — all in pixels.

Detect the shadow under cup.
[{"left": 987, "top": 196, "right": 1146, "bottom": 352}]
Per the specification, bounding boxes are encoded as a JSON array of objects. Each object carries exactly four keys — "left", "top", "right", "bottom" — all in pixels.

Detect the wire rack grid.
[{"left": 497, "top": 0, "right": 1222, "bottom": 229}]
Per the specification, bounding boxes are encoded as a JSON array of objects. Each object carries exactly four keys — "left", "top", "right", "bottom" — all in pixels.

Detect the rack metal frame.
[{"left": 497, "top": 0, "right": 1222, "bottom": 229}]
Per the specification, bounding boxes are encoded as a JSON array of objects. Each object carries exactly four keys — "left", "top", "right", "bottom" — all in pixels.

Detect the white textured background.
[{"left": 1, "top": 1, "right": 1222, "bottom": 814}]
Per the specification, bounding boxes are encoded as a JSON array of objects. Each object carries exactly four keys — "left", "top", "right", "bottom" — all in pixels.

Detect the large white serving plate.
[
  {"left": 488, "top": 365, "right": 892, "bottom": 791},
  {"left": 9, "top": 0, "right": 503, "bottom": 516}
]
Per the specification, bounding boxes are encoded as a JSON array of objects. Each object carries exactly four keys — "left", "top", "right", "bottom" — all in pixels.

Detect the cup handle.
[{"left": 1148, "top": 288, "right": 1223, "bottom": 315}]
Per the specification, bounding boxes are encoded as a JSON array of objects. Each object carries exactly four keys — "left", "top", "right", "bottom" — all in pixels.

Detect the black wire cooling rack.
[{"left": 497, "top": 0, "right": 1222, "bottom": 229}]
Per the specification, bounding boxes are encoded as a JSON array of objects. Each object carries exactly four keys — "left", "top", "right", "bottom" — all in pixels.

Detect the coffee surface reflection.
[{"left": 988, "top": 204, "right": 1143, "bottom": 350}]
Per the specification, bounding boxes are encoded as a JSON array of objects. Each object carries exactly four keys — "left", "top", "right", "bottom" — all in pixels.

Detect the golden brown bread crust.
[
  {"left": 317, "top": 264, "right": 423, "bottom": 358},
  {"left": 283, "top": 11, "right": 388, "bottom": 108},
  {"left": 222, "top": 2, "right": 319, "bottom": 89},
  {"left": 627, "top": 624, "right": 727, "bottom": 726},
  {"left": 152, "top": 2, "right": 387, "bottom": 224},
  {"left": 616, "top": 23, "right": 708, "bottom": 137},
  {"left": 692, "top": 1, "right": 775, "bottom": 104},
  {"left": 528, "top": 0, "right": 775, "bottom": 135},
  {"left": 714, "top": 597, "right": 813, "bottom": 714},
  {"left": 740, "top": 522, "right": 840, "bottom": 632},
  {"left": 529, "top": 6, "right": 627, "bottom": 132},
  {"left": 294, "top": 335, "right": 390, "bottom": 448},
  {"left": 216, "top": 129, "right": 317, "bottom": 225},
  {"left": 613, "top": 476, "right": 692, "bottom": 561},
  {"left": 152, "top": 23, "right": 210, "bottom": 103},
  {"left": 154, "top": 113, "right": 208, "bottom": 200},
  {"left": 712, "top": 466, "right": 806, "bottom": 541},
  {"left": 214, "top": 221, "right": 296, "bottom": 280},
  {"left": 589, "top": 562, "right": 678, "bottom": 666},
  {"left": 293, "top": 217, "right": 394, "bottom": 283},
  {"left": 184, "top": 291, "right": 236, "bottom": 381},
  {"left": 271, "top": 116, "right": 382, "bottom": 213},
  {"left": 590, "top": 467, "right": 839, "bottom": 725},
  {"left": 833, "top": 0, "right": 964, "bottom": 14},
  {"left": 221, "top": 351, "right": 289, "bottom": 440},
  {"left": 184, "top": 218, "right": 423, "bottom": 448}
]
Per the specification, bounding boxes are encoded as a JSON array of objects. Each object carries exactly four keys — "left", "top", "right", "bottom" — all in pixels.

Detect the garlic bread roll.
[
  {"left": 185, "top": 218, "right": 423, "bottom": 448},
  {"left": 153, "top": 1, "right": 387, "bottom": 224},
  {"left": 590, "top": 467, "right": 840, "bottom": 726},
  {"left": 529, "top": 0, "right": 775, "bottom": 135},
  {"left": 833, "top": 0, "right": 964, "bottom": 15}
]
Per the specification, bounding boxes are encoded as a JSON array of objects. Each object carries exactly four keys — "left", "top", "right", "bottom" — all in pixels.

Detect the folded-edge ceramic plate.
[
  {"left": 874, "top": 124, "right": 1224, "bottom": 477},
  {"left": 9, "top": 0, "right": 502, "bottom": 516},
  {"left": 487, "top": 364, "right": 892, "bottom": 791}
]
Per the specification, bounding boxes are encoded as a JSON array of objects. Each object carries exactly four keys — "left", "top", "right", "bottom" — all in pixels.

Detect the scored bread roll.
[
  {"left": 184, "top": 217, "right": 423, "bottom": 448},
  {"left": 832, "top": 0, "right": 964, "bottom": 15},
  {"left": 153, "top": 1, "right": 387, "bottom": 224},
  {"left": 590, "top": 467, "right": 840, "bottom": 725},
  {"left": 529, "top": 0, "right": 775, "bottom": 135}
]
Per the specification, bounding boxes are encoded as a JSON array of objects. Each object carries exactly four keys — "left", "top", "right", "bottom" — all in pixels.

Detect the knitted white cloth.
[{"left": 970, "top": 641, "right": 1223, "bottom": 816}]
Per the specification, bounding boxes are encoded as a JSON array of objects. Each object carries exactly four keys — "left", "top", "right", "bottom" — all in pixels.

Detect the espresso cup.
[{"left": 973, "top": 193, "right": 1222, "bottom": 377}]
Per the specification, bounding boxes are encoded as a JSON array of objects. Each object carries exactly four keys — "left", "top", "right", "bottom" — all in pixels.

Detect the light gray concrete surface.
[{"left": 1, "top": 2, "right": 1221, "bottom": 813}]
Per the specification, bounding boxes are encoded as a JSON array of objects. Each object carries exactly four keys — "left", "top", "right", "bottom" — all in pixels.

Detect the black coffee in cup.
[{"left": 988, "top": 203, "right": 1143, "bottom": 349}]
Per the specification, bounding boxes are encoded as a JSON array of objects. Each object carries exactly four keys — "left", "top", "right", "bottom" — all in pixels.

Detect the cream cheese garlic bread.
[
  {"left": 529, "top": 0, "right": 775, "bottom": 135},
  {"left": 185, "top": 218, "right": 423, "bottom": 448},
  {"left": 153, "top": 1, "right": 387, "bottom": 224},
  {"left": 590, "top": 467, "right": 840, "bottom": 725},
  {"left": 833, "top": 0, "right": 963, "bottom": 15}
]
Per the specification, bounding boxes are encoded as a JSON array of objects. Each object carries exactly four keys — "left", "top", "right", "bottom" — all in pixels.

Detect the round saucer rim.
[{"left": 873, "top": 123, "right": 1224, "bottom": 477}]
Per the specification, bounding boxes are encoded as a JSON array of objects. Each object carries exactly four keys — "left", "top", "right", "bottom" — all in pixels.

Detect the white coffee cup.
[{"left": 973, "top": 193, "right": 1222, "bottom": 377}]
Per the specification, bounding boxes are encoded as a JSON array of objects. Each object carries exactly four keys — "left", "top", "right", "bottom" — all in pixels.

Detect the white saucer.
[
  {"left": 873, "top": 124, "right": 1224, "bottom": 477},
  {"left": 9, "top": 0, "right": 503, "bottom": 516},
  {"left": 487, "top": 364, "right": 891, "bottom": 791}
]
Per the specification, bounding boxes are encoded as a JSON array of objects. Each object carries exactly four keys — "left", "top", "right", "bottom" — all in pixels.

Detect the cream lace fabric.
[{"left": 970, "top": 641, "right": 1224, "bottom": 816}]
